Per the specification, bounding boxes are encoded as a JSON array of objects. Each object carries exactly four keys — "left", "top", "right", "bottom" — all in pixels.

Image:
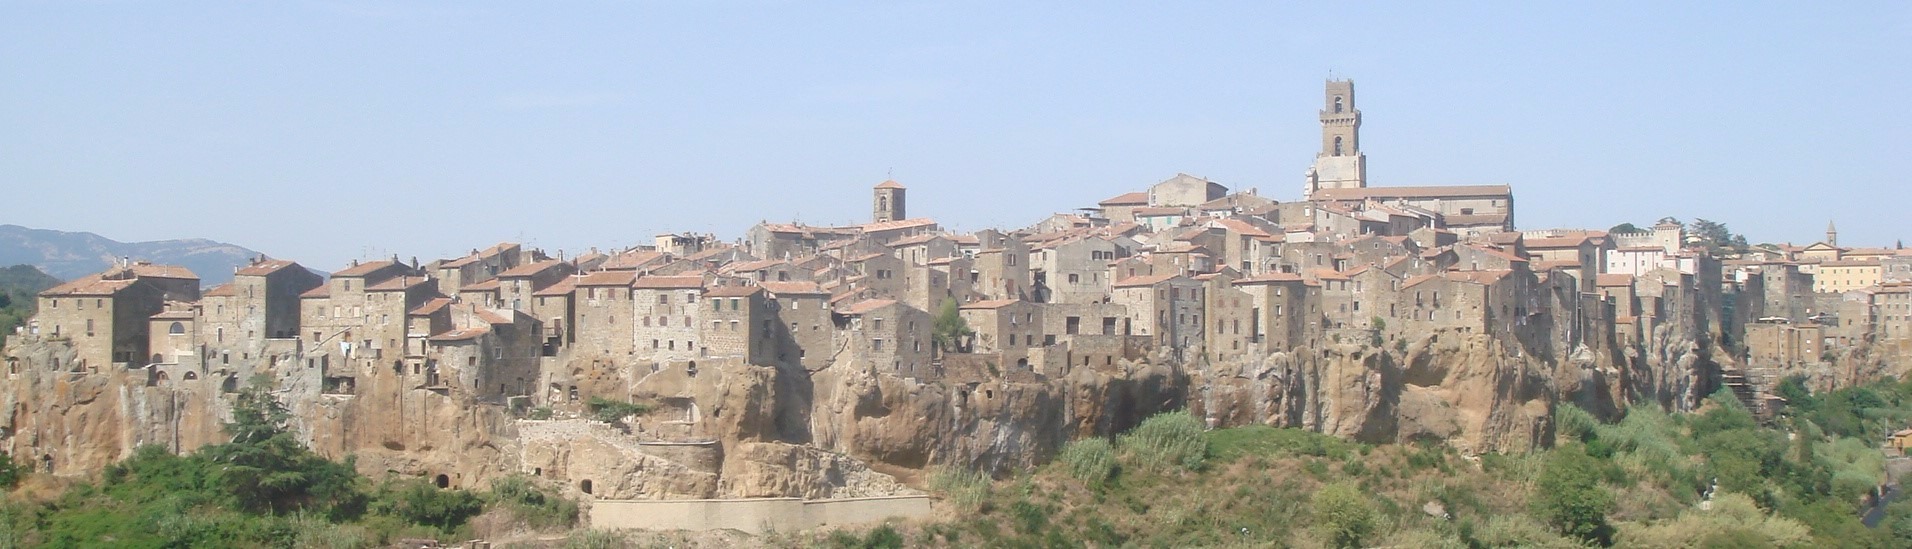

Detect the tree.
[
  {"left": 204, "top": 376, "right": 360, "bottom": 516},
  {"left": 1689, "top": 218, "right": 1750, "bottom": 256},
  {"left": 1609, "top": 222, "right": 1643, "bottom": 234},
  {"left": 1533, "top": 445, "right": 1614, "bottom": 543},
  {"left": 931, "top": 299, "right": 972, "bottom": 352}
]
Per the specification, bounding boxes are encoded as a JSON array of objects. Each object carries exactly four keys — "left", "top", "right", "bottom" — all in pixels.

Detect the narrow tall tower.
[
  {"left": 1826, "top": 220, "right": 1838, "bottom": 247},
  {"left": 873, "top": 180, "right": 906, "bottom": 223},
  {"left": 1303, "top": 79, "right": 1367, "bottom": 198}
]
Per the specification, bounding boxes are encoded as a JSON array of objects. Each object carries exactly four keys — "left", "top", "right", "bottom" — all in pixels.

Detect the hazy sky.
[{"left": 4, "top": 2, "right": 1907, "bottom": 272}]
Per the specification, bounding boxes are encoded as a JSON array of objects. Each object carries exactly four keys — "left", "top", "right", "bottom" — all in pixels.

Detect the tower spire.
[{"left": 1826, "top": 220, "right": 1838, "bottom": 247}]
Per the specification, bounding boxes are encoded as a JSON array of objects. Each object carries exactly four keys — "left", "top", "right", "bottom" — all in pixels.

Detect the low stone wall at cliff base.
[{"left": 589, "top": 495, "right": 932, "bottom": 534}]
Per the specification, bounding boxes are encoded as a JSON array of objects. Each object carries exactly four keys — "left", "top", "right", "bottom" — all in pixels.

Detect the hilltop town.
[{"left": 5, "top": 80, "right": 1909, "bottom": 509}]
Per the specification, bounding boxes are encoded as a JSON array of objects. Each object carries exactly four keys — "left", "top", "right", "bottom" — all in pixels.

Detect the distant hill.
[{"left": 0, "top": 224, "right": 263, "bottom": 285}]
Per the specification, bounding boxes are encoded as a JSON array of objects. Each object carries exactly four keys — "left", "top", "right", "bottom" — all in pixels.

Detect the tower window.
[
  {"left": 1334, "top": 96, "right": 1344, "bottom": 113},
  {"left": 1334, "top": 136, "right": 1344, "bottom": 156}
]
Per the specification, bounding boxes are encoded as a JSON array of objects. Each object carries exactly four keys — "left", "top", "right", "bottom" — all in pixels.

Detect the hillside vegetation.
[{"left": 808, "top": 378, "right": 1912, "bottom": 548}]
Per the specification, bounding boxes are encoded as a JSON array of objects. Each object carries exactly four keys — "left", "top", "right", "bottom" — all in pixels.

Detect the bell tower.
[
  {"left": 1303, "top": 79, "right": 1367, "bottom": 198},
  {"left": 873, "top": 180, "right": 906, "bottom": 223}
]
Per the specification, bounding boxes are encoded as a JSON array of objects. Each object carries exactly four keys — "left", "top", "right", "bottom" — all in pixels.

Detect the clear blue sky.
[{"left": 4, "top": 2, "right": 1907, "bottom": 272}]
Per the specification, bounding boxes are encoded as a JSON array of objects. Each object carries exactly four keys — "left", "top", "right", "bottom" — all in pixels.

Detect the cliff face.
[{"left": 0, "top": 318, "right": 1722, "bottom": 498}]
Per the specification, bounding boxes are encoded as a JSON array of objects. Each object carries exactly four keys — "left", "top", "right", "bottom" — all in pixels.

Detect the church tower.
[
  {"left": 1826, "top": 220, "right": 1838, "bottom": 247},
  {"left": 1303, "top": 79, "right": 1367, "bottom": 198},
  {"left": 873, "top": 180, "right": 906, "bottom": 223}
]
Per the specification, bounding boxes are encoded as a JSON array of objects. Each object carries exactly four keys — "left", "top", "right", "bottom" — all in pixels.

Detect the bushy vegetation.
[
  {"left": 845, "top": 379, "right": 1912, "bottom": 548},
  {"left": 584, "top": 396, "right": 652, "bottom": 423},
  {"left": 0, "top": 377, "right": 578, "bottom": 546},
  {"left": 1116, "top": 410, "right": 1207, "bottom": 473}
]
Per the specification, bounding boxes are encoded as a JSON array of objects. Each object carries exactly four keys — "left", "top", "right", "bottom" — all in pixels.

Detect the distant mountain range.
[{"left": 0, "top": 224, "right": 264, "bottom": 285}]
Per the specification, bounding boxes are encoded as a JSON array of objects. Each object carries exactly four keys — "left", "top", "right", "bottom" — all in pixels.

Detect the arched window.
[
  {"left": 1334, "top": 96, "right": 1344, "bottom": 113},
  {"left": 168, "top": 322, "right": 184, "bottom": 335},
  {"left": 1334, "top": 136, "right": 1344, "bottom": 156}
]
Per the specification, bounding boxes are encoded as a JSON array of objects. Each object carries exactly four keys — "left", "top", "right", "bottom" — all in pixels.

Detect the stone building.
[
  {"left": 37, "top": 268, "right": 178, "bottom": 371},
  {"left": 1148, "top": 173, "right": 1228, "bottom": 208},
  {"left": 631, "top": 274, "right": 707, "bottom": 362}
]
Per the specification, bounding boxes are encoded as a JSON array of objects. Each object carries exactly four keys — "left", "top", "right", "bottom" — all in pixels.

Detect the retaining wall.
[{"left": 589, "top": 495, "right": 931, "bottom": 534}]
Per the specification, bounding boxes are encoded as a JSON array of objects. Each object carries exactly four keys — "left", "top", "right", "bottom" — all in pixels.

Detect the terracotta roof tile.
[
  {"left": 631, "top": 275, "right": 704, "bottom": 289},
  {"left": 410, "top": 297, "right": 453, "bottom": 316},
  {"left": 335, "top": 260, "right": 401, "bottom": 278},
  {"left": 1098, "top": 191, "right": 1149, "bottom": 206},
  {"left": 40, "top": 275, "right": 138, "bottom": 297},
  {"left": 577, "top": 271, "right": 638, "bottom": 286},
  {"left": 235, "top": 259, "right": 298, "bottom": 276},
  {"left": 703, "top": 284, "right": 764, "bottom": 298},
  {"left": 838, "top": 299, "right": 897, "bottom": 315}
]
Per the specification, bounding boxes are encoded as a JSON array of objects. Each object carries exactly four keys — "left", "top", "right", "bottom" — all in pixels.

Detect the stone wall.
[{"left": 589, "top": 495, "right": 931, "bottom": 534}]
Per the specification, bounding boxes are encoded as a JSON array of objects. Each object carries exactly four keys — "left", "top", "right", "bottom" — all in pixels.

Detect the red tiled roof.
[
  {"left": 859, "top": 218, "right": 938, "bottom": 232},
  {"left": 128, "top": 262, "right": 197, "bottom": 279},
  {"left": 335, "top": 260, "right": 400, "bottom": 278},
  {"left": 40, "top": 275, "right": 138, "bottom": 297},
  {"left": 1114, "top": 273, "right": 1178, "bottom": 288},
  {"left": 577, "top": 271, "right": 639, "bottom": 287},
  {"left": 1098, "top": 191, "right": 1149, "bottom": 206},
  {"left": 300, "top": 285, "right": 331, "bottom": 298},
  {"left": 202, "top": 283, "right": 240, "bottom": 297},
  {"left": 410, "top": 297, "right": 453, "bottom": 316},
  {"left": 500, "top": 260, "right": 563, "bottom": 278},
  {"left": 703, "top": 284, "right": 764, "bottom": 298},
  {"left": 632, "top": 275, "right": 704, "bottom": 289},
  {"left": 235, "top": 259, "right": 297, "bottom": 276},
  {"left": 874, "top": 179, "right": 906, "bottom": 189},
  {"left": 533, "top": 277, "right": 578, "bottom": 297},
  {"left": 367, "top": 276, "right": 433, "bottom": 292},
  {"left": 838, "top": 299, "right": 897, "bottom": 315}
]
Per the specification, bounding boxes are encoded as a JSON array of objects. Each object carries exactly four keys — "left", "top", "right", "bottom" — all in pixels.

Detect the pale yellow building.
[{"left": 1814, "top": 259, "right": 1882, "bottom": 294}]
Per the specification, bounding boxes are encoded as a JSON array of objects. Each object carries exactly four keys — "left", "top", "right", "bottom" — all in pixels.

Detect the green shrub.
[
  {"left": 1057, "top": 438, "right": 1116, "bottom": 486},
  {"left": 1119, "top": 411, "right": 1208, "bottom": 473},
  {"left": 367, "top": 477, "right": 483, "bottom": 532},
  {"left": 1533, "top": 445, "right": 1614, "bottom": 544},
  {"left": 1310, "top": 482, "right": 1375, "bottom": 549},
  {"left": 584, "top": 397, "right": 651, "bottom": 423}
]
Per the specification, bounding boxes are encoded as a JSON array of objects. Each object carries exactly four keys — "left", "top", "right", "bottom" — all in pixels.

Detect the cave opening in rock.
[
  {"left": 580, "top": 479, "right": 593, "bottom": 494},
  {"left": 434, "top": 474, "right": 449, "bottom": 489}
]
